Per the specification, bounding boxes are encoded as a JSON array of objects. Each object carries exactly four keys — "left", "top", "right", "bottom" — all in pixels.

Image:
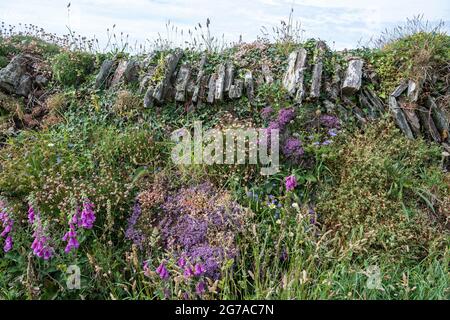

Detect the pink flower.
[
  {"left": 156, "top": 262, "right": 170, "bottom": 280},
  {"left": 285, "top": 175, "right": 297, "bottom": 192}
]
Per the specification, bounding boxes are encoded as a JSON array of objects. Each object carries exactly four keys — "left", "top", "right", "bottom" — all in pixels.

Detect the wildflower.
[
  {"left": 194, "top": 263, "right": 206, "bottom": 276},
  {"left": 328, "top": 129, "right": 338, "bottom": 137},
  {"left": 282, "top": 137, "right": 304, "bottom": 162},
  {"left": 320, "top": 115, "right": 340, "bottom": 129},
  {"left": 125, "top": 202, "right": 145, "bottom": 248},
  {"left": 322, "top": 140, "right": 332, "bottom": 146},
  {"left": 260, "top": 106, "right": 274, "bottom": 120},
  {"left": 80, "top": 198, "right": 96, "bottom": 229},
  {"left": 184, "top": 266, "right": 194, "bottom": 278},
  {"left": 28, "top": 205, "right": 35, "bottom": 224},
  {"left": 277, "top": 108, "right": 296, "bottom": 128},
  {"left": 30, "top": 213, "right": 54, "bottom": 260},
  {"left": 62, "top": 223, "right": 79, "bottom": 253},
  {"left": 196, "top": 281, "right": 206, "bottom": 295},
  {"left": 285, "top": 175, "right": 298, "bottom": 192},
  {"left": 178, "top": 257, "right": 186, "bottom": 268},
  {"left": 3, "top": 236, "right": 12, "bottom": 252},
  {"left": 156, "top": 262, "right": 170, "bottom": 280}
]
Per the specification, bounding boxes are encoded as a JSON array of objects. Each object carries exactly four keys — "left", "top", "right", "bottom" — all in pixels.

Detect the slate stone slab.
[{"left": 341, "top": 58, "right": 363, "bottom": 96}]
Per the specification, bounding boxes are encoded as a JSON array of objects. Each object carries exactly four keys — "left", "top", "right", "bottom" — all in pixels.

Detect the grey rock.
[
  {"left": 283, "top": 49, "right": 307, "bottom": 100},
  {"left": 310, "top": 41, "right": 326, "bottom": 98},
  {"left": 215, "top": 64, "right": 226, "bottom": 101},
  {"left": 207, "top": 74, "right": 216, "bottom": 104},
  {"left": 192, "top": 54, "right": 207, "bottom": 103},
  {"left": 341, "top": 58, "right": 363, "bottom": 96},
  {"left": 16, "top": 75, "right": 32, "bottom": 97},
  {"left": 110, "top": 60, "right": 128, "bottom": 87},
  {"left": 402, "top": 106, "right": 421, "bottom": 136},
  {"left": 35, "top": 75, "right": 49, "bottom": 87},
  {"left": 153, "top": 50, "right": 183, "bottom": 103},
  {"left": 175, "top": 63, "right": 191, "bottom": 102},
  {"left": 391, "top": 81, "right": 408, "bottom": 98},
  {"left": 143, "top": 87, "right": 154, "bottom": 108},
  {"left": 124, "top": 60, "right": 140, "bottom": 83},
  {"left": 417, "top": 106, "right": 441, "bottom": 143},
  {"left": 224, "top": 61, "right": 235, "bottom": 92},
  {"left": 388, "top": 96, "right": 414, "bottom": 139},
  {"left": 427, "top": 96, "right": 449, "bottom": 141},
  {"left": 261, "top": 63, "right": 274, "bottom": 84},
  {"left": 407, "top": 79, "right": 421, "bottom": 102},
  {"left": 0, "top": 54, "right": 29, "bottom": 95},
  {"left": 229, "top": 79, "right": 243, "bottom": 99},
  {"left": 244, "top": 71, "right": 255, "bottom": 105},
  {"left": 95, "top": 59, "right": 115, "bottom": 89}
]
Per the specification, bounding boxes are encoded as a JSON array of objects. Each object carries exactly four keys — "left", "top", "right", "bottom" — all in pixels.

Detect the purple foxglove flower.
[
  {"left": 28, "top": 206, "right": 35, "bottom": 224},
  {"left": 184, "top": 267, "right": 194, "bottom": 278},
  {"left": 196, "top": 281, "right": 206, "bottom": 295},
  {"left": 80, "top": 199, "right": 96, "bottom": 229},
  {"left": 3, "top": 236, "right": 12, "bottom": 252},
  {"left": 178, "top": 257, "right": 186, "bottom": 268},
  {"left": 194, "top": 263, "right": 206, "bottom": 276},
  {"left": 285, "top": 175, "right": 298, "bottom": 192},
  {"left": 156, "top": 263, "right": 169, "bottom": 280}
]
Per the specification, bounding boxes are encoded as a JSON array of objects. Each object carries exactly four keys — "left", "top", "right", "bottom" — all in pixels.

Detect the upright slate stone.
[
  {"left": 192, "top": 54, "right": 207, "bottom": 103},
  {"left": 283, "top": 49, "right": 307, "bottom": 100},
  {"left": 310, "top": 41, "right": 326, "bottom": 98},
  {"left": 153, "top": 50, "right": 183, "bottom": 103},
  {"left": 244, "top": 71, "right": 255, "bottom": 105},
  {"left": 215, "top": 64, "right": 226, "bottom": 101},
  {"left": 224, "top": 62, "right": 235, "bottom": 92},
  {"left": 175, "top": 63, "right": 191, "bottom": 102},
  {"left": 229, "top": 79, "right": 243, "bottom": 99},
  {"left": 341, "top": 58, "right": 363, "bottom": 96},
  {"left": 95, "top": 59, "right": 115, "bottom": 89},
  {"left": 388, "top": 96, "right": 414, "bottom": 139}
]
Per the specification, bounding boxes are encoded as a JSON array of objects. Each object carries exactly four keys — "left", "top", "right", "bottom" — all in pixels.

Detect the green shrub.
[{"left": 52, "top": 50, "right": 95, "bottom": 87}]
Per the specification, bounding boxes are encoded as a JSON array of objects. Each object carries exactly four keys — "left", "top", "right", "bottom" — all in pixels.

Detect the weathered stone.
[
  {"left": 282, "top": 49, "right": 307, "bottom": 99},
  {"left": 417, "top": 106, "right": 442, "bottom": 143},
  {"left": 207, "top": 74, "right": 216, "bottom": 104},
  {"left": 261, "top": 63, "right": 274, "bottom": 84},
  {"left": 174, "top": 63, "right": 191, "bottom": 102},
  {"left": 215, "top": 64, "right": 226, "bottom": 101},
  {"left": 229, "top": 79, "right": 243, "bottom": 99},
  {"left": 359, "top": 92, "right": 377, "bottom": 119},
  {"left": 35, "top": 75, "right": 48, "bottom": 87},
  {"left": 143, "top": 87, "right": 154, "bottom": 108},
  {"left": 427, "top": 96, "right": 449, "bottom": 141},
  {"left": 139, "top": 66, "right": 156, "bottom": 94},
  {"left": 192, "top": 54, "right": 207, "bottom": 103},
  {"left": 16, "top": 75, "right": 32, "bottom": 97},
  {"left": 359, "top": 88, "right": 385, "bottom": 119},
  {"left": 407, "top": 79, "right": 421, "bottom": 102},
  {"left": 364, "top": 88, "right": 385, "bottom": 113},
  {"left": 124, "top": 60, "right": 140, "bottom": 83},
  {"left": 341, "top": 58, "right": 363, "bottom": 96},
  {"left": 224, "top": 62, "right": 235, "bottom": 92},
  {"left": 152, "top": 50, "right": 183, "bottom": 103},
  {"left": 401, "top": 105, "right": 421, "bottom": 136},
  {"left": 0, "top": 54, "right": 30, "bottom": 96},
  {"left": 110, "top": 60, "right": 128, "bottom": 87},
  {"left": 391, "top": 81, "right": 408, "bottom": 98},
  {"left": 388, "top": 96, "right": 414, "bottom": 139},
  {"left": 244, "top": 71, "right": 255, "bottom": 105},
  {"left": 310, "top": 41, "right": 326, "bottom": 98},
  {"left": 95, "top": 59, "right": 115, "bottom": 89}
]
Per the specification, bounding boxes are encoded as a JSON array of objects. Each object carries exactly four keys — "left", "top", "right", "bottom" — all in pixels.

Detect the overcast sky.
[{"left": 0, "top": 0, "right": 449, "bottom": 50}]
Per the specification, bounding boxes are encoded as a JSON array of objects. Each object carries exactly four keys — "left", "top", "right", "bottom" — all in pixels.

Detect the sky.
[{"left": 0, "top": 0, "right": 449, "bottom": 51}]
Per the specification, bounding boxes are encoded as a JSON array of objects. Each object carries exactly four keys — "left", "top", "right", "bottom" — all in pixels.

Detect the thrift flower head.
[{"left": 285, "top": 175, "right": 298, "bottom": 192}]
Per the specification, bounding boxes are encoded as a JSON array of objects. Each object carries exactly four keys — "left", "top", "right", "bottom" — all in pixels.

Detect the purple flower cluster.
[
  {"left": 132, "top": 182, "right": 244, "bottom": 283},
  {"left": 125, "top": 202, "right": 145, "bottom": 248},
  {"left": 282, "top": 137, "right": 304, "bottom": 162},
  {"left": 0, "top": 201, "right": 14, "bottom": 253},
  {"left": 62, "top": 221, "right": 79, "bottom": 253},
  {"left": 277, "top": 108, "right": 296, "bottom": 128},
  {"left": 320, "top": 115, "right": 340, "bottom": 129},
  {"left": 156, "top": 262, "right": 170, "bottom": 280},
  {"left": 29, "top": 207, "right": 54, "bottom": 260},
  {"left": 80, "top": 199, "right": 96, "bottom": 229}
]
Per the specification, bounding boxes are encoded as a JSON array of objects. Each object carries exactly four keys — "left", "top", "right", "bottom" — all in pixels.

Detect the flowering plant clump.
[
  {"left": 29, "top": 207, "right": 54, "bottom": 260},
  {"left": 319, "top": 115, "right": 340, "bottom": 130},
  {"left": 285, "top": 175, "right": 298, "bottom": 192},
  {"left": 128, "top": 181, "right": 247, "bottom": 296},
  {"left": 0, "top": 200, "right": 14, "bottom": 253},
  {"left": 282, "top": 137, "right": 304, "bottom": 162}
]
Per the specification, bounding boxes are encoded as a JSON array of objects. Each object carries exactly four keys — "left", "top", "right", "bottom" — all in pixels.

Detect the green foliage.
[{"left": 52, "top": 50, "right": 95, "bottom": 87}]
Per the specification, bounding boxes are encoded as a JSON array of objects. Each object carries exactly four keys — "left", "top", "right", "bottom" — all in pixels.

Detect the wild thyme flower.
[
  {"left": 282, "top": 137, "right": 304, "bottom": 162},
  {"left": 320, "top": 115, "right": 340, "bottom": 129},
  {"left": 277, "top": 108, "right": 296, "bottom": 128}
]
